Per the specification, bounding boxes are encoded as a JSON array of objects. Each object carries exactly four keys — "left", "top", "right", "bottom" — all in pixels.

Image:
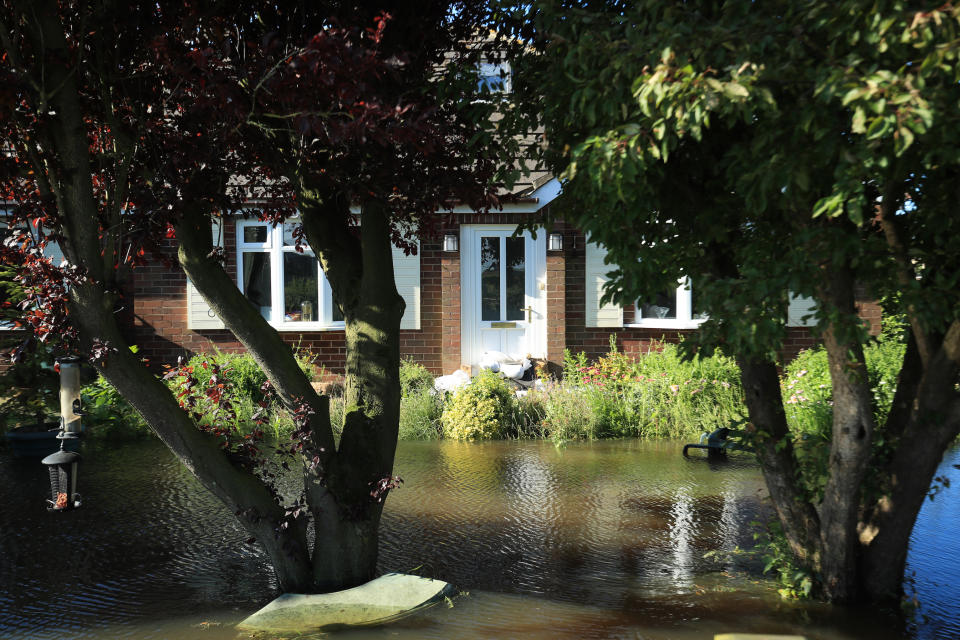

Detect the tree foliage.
[
  {"left": 0, "top": 0, "right": 507, "bottom": 593},
  {"left": 501, "top": 0, "right": 960, "bottom": 603}
]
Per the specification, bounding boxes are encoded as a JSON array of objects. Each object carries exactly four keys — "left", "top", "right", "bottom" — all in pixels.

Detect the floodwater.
[{"left": 0, "top": 438, "right": 957, "bottom": 640}]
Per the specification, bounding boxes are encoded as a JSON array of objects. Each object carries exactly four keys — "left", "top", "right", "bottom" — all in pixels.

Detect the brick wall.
[
  {"left": 129, "top": 216, "right": 875, "bottom": 378},
  {"left": 131, "top": 224, "right": 449, "bottom": 378}
]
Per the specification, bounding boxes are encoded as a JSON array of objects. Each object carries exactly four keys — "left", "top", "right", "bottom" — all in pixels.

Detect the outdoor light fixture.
[
  {"left": 42, "top": 432, "right": 81, "bottom": 511},
  {"left": 548, "top": 233, "right": 563, "bottom": 252},
  {"left": 443, "top": 234, "right": 459, "bottom": 252}
]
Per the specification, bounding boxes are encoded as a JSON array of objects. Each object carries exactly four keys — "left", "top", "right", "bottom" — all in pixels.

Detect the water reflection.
[{"left": 0, "top": 438, "right": 955, "bottom": 639}]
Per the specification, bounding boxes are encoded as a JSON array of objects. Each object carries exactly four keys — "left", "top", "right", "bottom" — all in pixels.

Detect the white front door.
[{"left": 461, "top": 225, "right": 546, "bottom": 372}]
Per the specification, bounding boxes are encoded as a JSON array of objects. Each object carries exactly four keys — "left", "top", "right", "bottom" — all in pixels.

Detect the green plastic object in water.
[{"left": 237, "top": 573, "right": 456, "bottom": 633}]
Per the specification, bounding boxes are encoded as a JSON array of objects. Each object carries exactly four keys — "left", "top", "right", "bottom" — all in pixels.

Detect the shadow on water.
[{"left": 0, "top": 437, "right": 957, "bottom": 639}]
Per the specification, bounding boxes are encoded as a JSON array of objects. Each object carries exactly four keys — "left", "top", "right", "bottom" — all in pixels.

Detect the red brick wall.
[
  {"left": 131, "top": 213, "right": 549, "bottom": 377},
  {"left": 129, "top": 215, "right": 874, "bottom": 377},
  {"left": 131, "top": 224, "right": 448, "bottom": 377}
]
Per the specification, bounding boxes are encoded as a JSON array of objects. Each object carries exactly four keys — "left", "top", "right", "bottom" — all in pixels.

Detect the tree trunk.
[
  {"left": 304, "top": 199, "right": 405, "bottom": 591},
  {"left": 860, "top": 322, "right": 960, "bottom": 601},
  {"left": 816, "top": 261, "right": 875, "bottom": 603},
  {"left": 738, "top": 356, "right": 823, "bottom": 569}
]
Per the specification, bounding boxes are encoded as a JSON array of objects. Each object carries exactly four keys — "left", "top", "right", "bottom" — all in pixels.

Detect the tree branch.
[
  {"left": 876, "top": 178, "right": 933, "bottom": 366},
  {"left": 175, "top": 206, "right": 336, "bottom": 458},
  {"left": 738, "top": 356, "right": 823, "bottom": 568},
  {"left": 297, "top": 181, "right": 363, "bottom": 313}
]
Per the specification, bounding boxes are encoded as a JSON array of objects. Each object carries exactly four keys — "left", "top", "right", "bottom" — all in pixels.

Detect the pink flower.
[{"left": 670, "top": 384, "right": 680, "bottom": 394}]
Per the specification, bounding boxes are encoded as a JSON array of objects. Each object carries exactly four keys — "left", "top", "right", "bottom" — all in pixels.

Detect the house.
[{"left": 127, "top": 179, "right": 881, "bottom": 378}]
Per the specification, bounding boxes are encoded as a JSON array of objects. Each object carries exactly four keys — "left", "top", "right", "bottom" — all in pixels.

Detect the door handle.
[{"left": 522, "top": 306, "right": 534, "bottom": 323}]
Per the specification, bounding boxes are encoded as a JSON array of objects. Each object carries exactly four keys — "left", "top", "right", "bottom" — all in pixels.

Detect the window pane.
[
  {"left": 477, "top": 62, "right": 507, "bottom": 92},
  {"left": 283, "top": 253, "right": 319, "bottom": 322},
  {"left": 505, "top": 237, "right": 525, "bottom": 321},
  {"left": 282, "top": 222, "right": 302, "bottom": 247},
  {"left": 480, "top": 237, "right": 500, "bottom": 321},
  {"left": 242, "top": 252, "right": 272, "bottom": 320},
  {"left": 243, "top": 225, "right": 268, "bottom": 244},
  {"left": 691, "top": 286, "right": 708, "bottom": 320},
  {"left": 640, "top": 291, "right": 677, "bottom": 319}
]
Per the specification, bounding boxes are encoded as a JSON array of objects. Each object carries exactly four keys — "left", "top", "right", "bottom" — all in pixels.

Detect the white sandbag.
[
  {"left": 478, "top": 350, "right": 513, "bottom": 372},
  {"left": 434, "top": 369, "right": 470, "bottom": 393},
  {"left": 500, "top": 358, "right": 532, "bottom": 380}
]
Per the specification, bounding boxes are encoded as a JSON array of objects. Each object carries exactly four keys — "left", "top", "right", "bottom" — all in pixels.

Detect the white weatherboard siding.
[
  {"left": 393, "top": 244, "right": 420, "bottom": 330},
  {"left": 787, "top": 294, "right": 817, "bottom": 327},
  {"left": 187, "top": 281, "right": 227, "bottom": 330},
  {"left": 187, "top": 219, "right": 226, "bottom": 330},
  {"left": 584, "top": 240, "right": 623, "bottom": 328}
]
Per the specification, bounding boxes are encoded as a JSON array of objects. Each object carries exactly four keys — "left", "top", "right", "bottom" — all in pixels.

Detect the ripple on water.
[{"left": 0, "top": 437, "right": 955, "bottom": 639}]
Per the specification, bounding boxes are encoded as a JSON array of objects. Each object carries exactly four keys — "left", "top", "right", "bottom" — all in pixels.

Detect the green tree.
[{"left": 502, "top": 0, "right": 960, "bottom": 603}]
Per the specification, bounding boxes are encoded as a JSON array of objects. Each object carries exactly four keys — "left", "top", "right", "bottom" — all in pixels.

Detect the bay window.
[{"left": 236, "top": 220, "right": 343, "bottom": 330}]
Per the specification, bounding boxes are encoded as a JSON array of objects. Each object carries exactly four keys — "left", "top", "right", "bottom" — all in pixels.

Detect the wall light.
[
  {"left": 443, "top": 234, "right": 459, "bottom": 252},
  {"left": 548, "top": 233, "right": 564, "bottom": 252}
]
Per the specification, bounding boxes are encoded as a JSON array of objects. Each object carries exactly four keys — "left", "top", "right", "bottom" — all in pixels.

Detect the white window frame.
[
  {"left": 625, "top": 277, "right": 707, "bottom": 330},
  {"left": 235, "top": 219, "right": 344, "bottom": 331}
]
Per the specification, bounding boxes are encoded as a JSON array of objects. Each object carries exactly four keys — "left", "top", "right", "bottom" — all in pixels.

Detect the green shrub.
[
  {"left": 555, "top": 340, "right": 745, "bottom": 441},
  {"left": 395, "top": 359, "right": 441, "bottom": 439},
  {"left": 440, "top": 369, "right": 515, "bottom": 440},
  {"left": 184, "top": 349, "right": 315, "bottom": 404},
  {"left": 541, "top": 383, "right": 598, "bottom": 442},
  {"left": 781, "top": 329, "right": 907, "bottom": 500},
  {"left": 399, "top": 390, "right": 443, "bottom": 440},
  {"left": 0, "top": 339, "right": 59, "bottom": 429},
  {"left": 513, "top": 390, "right": 547, "bottom": 438},
  {"left": 399, "top": 358, "right": 434, "bottom": 397},
  {"left": 82, "top": 374, "right": 153, "bottom": 440},
  {"left": 328, "top": 394, "right": 346, "bottom": 437},
  {"left": 167, "top": 349, "right": 315, "bottom": 439}
]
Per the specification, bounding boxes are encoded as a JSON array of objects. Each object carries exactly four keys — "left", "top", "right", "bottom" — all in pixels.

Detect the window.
[
  {"left": 236, "top": 220, "right": 343, "bottom": 330},
  {"left": 476, "top": 61, "right": 511, "bottom": 93},
  {"left": 628, "top": 278, "right": 707, "bottom": 329}
]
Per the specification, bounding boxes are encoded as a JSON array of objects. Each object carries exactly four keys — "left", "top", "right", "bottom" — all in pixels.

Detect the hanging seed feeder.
[{"left": 41, "top": 431, "right": 82, "bottom": 511}]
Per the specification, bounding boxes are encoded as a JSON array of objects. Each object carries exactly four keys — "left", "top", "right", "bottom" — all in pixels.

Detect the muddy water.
[{"left": 0, "top": 438, "right": 957, "bottom": 639}]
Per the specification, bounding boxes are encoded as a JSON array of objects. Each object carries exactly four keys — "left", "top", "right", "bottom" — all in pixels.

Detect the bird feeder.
[
  {"left": 57, "top": 356, "right": 84, "bottom": 435},
  {"left": 41, "top": 434, "right": 82, "bottom": 511}
]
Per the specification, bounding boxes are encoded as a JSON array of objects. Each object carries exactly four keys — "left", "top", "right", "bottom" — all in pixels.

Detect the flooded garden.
[{"left": 1, "top": 437, "right": 958, "bottom": 639}]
